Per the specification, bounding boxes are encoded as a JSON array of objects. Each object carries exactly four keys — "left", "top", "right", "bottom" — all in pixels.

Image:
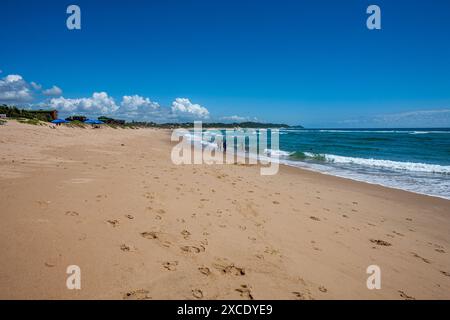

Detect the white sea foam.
[
  {"left": 264, "top": 149, "right": 293, "bottom": 157},
  {"left": 301, "top": 152, "right": 450, "bottom": 174}
]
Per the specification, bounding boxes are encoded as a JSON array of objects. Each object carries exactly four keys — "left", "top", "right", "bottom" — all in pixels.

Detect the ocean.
[
  {"left": 274, "top": 128, "right": 450, "bottom": 200},
  {"left": 191, "top": 127, "right": 450, "bottom": 200}
]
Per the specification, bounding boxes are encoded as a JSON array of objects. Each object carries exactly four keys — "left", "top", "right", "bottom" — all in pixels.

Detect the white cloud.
[
  {"left": 49, "top": 92, "right": 119, "bottom": 115},
  {"left": 31, "top": 82, "right": 42, "bottom": 90},
  {"left": 171, "top": 98, "right": 209, "bottom": 119},
  {"left": 43, "top": 85, "right": 63, "bottom": 96},
  {"left": 120, "top": 95, "right": 159, "bottom": 112},
  {"left": 0, "top": 74, "right": 33, "bottom": 103}
]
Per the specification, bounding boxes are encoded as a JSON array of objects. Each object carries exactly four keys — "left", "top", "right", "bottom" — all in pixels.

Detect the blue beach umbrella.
[
  {"left": 84, "top": 119, "right": 105, "bottom": 125},
  {"left": 51, "top": 119, "right": 69, "bottom": 124}
]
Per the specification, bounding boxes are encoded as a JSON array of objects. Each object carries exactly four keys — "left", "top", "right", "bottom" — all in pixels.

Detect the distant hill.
[{"left": 129, "top": 121, "right": 292, "bottom": 129}]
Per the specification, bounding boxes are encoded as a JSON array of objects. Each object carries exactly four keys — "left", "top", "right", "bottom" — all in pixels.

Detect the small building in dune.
[{"left": 65, "top": 115, "right": 87, "bottom": 122}]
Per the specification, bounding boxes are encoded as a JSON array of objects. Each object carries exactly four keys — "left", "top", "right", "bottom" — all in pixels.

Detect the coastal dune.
[{"left": 0, "top": 120, "right": 449, "bottom": 299}]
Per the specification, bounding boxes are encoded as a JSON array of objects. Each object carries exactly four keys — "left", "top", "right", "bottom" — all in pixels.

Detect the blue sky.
[{"left": 1, "top": 0, "right": 450, "bottom": 127}]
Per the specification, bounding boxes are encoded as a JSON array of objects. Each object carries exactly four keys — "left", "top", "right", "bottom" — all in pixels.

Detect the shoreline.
[
  {"left": 1, "top": 120, "right": 449, "bottom": 299},
  {"left": 280, "top": 161, "right": 450, "bottom": 202}
]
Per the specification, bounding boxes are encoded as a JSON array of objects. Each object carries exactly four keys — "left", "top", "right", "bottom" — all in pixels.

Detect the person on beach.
[
  {"left": 216, "top": 135, "right": 222, "bottom": 151},
  {"left": 223, "top": 139, "right": 227, "bottom": 152}
]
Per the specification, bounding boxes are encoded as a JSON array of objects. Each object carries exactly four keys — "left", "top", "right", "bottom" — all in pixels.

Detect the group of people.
[
  {"left": 215, "top": 136, "right": 227, "bottom": 152},
  {"left": 214, "top": 136, "right": 244, "bottom": 153}
]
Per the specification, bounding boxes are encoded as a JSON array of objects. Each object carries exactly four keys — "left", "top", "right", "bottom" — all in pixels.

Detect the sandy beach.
[{"left": 0, "top": 120, "right": 449, "bottom": 300}]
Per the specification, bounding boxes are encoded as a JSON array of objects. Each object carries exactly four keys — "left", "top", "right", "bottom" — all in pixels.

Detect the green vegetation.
[
  {"left": 17, "top": 118, "right": 45, "bottom": 126},
  {"left": 67, "top": 120, "right": 86, "bottom": 128},
  {"left": 0, "top": 119, "right": 7, "bottom": 125},
  {"left": 0, "top": 104, "right": 56, "bottom": 122}
]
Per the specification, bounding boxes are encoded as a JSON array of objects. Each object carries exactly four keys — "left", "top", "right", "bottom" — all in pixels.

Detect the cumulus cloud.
[
  {"left": 120, "top": 95, "right": 159, "bottom": 112},
  {"left": 0, "top": 74, "right": 33, "bottom": 103},
  {"left": 43, "top": 85, "right": 63, "bottom": 96},
  {"left": 31, "top": 82, "right": 42, "bottom": 90},
  {"left": 47, "top": 92, "right": 166, "bottom": 119},
  {"left": 49, "top": 92, "right": 119, "bottom": 115},
  {"left": 171, "top": 98, "right": 209, "bottom": 119}
]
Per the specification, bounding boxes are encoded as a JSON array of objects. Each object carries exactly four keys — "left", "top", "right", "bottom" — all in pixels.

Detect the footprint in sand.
[
  {"left": 235, "top": 285, "right": 254, "bottom": 300},
  {"left": 123, "top": 289, "right": 151, "bottom": 300},
  {"left": 192, "top": 289, "right": 204, "bottom": 299},
  {"left": 162, "top": 261, "right": 178, "bottom": 271},
  {"left": 318, "top": 286, "right": 328, "bottom": 293},
  {"left": 310, "top": 216, "right": 321, "bottom": 221},
  {"left": 440, "top": 271, "right": 450, "bottom": 277},
  {"left": 181, "top": 230, "right": 191, "bottom": 239},
  {"left": 411, "top": 252, "right": 431, "bottom": 264},
  {"left": 141, "top": 231, "right": 159, "bottom": 239},
  {"left": 120, "top": 244, "right": 134, "bottom": 252},
  {"left": 65, "top": 211, "right": 79, "bottom": 216},
  {"left": 125, "top": 214, "right": 134, "bottom": 220},
  {"left": 292, "top": 292, "right": 304, "bottom": 300},
  {"left": 198, "top": 267, "right": 211, "bottom": 276},
  {"left": 264, "top": 247, "right": 281, "bottom": 256},
  {"left": 213, "top": 263, "right": 246, "bottom": 276},
  {"left": 292, "top": 291, "right": 313, "bottom": 300},
  {"left": 180, "top": 245, "right": 205, "bottom": 254},
  {"left": 107, "top": 219, "right": 119, "bottom": 227},
  {"left": 398, "top": 290, "right": 415, "bottom": 300},
  {"left": 370, "top": 239, "right": 392, "bottom": 247}
]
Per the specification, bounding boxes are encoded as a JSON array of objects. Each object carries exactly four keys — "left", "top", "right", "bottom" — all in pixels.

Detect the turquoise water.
[{"left": 276, "top": 128, "right": 450, "bottom": 199}]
